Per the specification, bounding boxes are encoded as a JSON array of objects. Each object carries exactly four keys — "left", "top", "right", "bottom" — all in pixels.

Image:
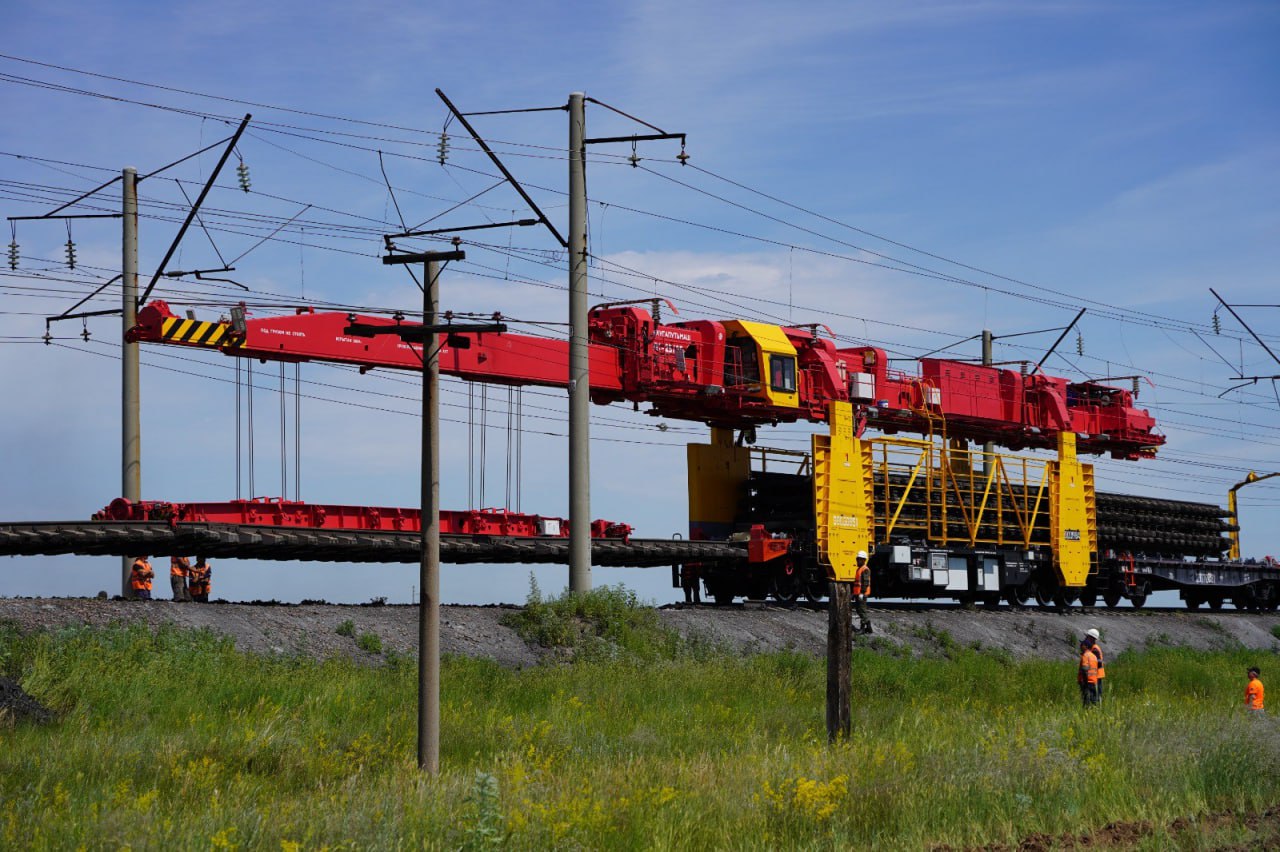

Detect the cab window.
[{"left": 770, "top": 354, "right": 797, "bottom": 393}]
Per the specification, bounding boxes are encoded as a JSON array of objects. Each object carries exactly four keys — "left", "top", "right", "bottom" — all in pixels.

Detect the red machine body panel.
[
  {"left": 920, "top": 360, "right": 1006, "bottom": 421},
  {"left": 129, "top": 300, "right": 1164, "bottom": 458}
]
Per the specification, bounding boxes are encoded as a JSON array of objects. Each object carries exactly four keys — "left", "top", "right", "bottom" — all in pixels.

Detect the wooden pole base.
[{"left": 826, "top": 580, "right": 852, "bottom": 742}]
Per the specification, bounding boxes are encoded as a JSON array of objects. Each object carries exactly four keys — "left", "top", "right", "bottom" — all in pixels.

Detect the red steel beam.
[{"left": 95, "top": 497, "right": 633, "bottom": 540}]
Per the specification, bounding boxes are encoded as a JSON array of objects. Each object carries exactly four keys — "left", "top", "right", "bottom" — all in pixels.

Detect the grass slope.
[{"left": 2, "top": 587, "right": 1279, "bottom": 850}]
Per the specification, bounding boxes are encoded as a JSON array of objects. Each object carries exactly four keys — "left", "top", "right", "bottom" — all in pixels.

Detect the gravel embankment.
[{"left": 2, "top": 597, "right": 1278, "bottom": 666}]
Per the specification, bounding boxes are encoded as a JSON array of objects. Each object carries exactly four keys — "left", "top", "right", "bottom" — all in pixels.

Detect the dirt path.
[{"left": 2, "top": 597, "right": 1277, "bottom": 665}]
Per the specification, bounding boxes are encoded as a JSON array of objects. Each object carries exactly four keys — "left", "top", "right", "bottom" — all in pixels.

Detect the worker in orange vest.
[
  {"left": 1078, "top": 640, "right": 1100, "bottom": 707},
  {"left": 1085, "top": 628, "right": 1105, "bottom": 703},
  {"left": 1246, "top": 666, "right": 1265, "bottom": 715},
  {"left": 170, "top": 555, "right": 191, "bottom": 602},
  {"left": 188, "top": 557, "right": 212, "bottom": 603},
  {"left": 129, "top": 556, "right": 154, "bottom": 600},
  {"left": 853, "top": 551, "right": 872, "bottom": 635}
]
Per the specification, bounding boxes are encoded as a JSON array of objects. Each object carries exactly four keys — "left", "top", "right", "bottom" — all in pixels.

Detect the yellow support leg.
[
  {"left": 687, "top": 427, "right": 749, "bottom": 540},
  {"left": 1050, "top": 432, "right": 1096, "bottom": 588},
  {"left": 813, "top": 402, "right": 873, "bottom": 581}
]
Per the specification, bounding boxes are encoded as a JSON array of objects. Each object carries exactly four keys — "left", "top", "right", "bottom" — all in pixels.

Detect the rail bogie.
[{"left": 698, "top": 547, "right": 1280, "bottom": 611}]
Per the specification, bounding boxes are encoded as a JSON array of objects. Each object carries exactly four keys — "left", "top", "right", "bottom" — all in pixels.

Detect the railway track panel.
[{"left": 0, "top": 522, "right": 744, "bottom": 568}]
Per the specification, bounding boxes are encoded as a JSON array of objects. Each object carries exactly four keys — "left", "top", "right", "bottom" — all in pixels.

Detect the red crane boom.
[{"left": 129, "top": 299, "right": 1163, "bottom": 458}]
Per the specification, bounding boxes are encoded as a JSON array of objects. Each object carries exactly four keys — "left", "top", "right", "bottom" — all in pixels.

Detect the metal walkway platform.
[{"left": 0, "top": 522, "right": 742, "bottom": 567}]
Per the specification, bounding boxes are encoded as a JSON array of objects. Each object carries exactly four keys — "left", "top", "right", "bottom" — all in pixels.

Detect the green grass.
[
  {"left": 2, "top": 601, "right": 1280, "bottom": 849},
  {"left": 355, "top": 630, "right": 383, "bottom": 655},
  {"left": 499, "top": 576, "right": 696, "bottom": 662}
]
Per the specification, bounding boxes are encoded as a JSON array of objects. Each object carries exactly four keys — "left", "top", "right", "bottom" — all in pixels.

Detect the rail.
[{"left": 0, "top": 522, "right": 745, "bottom": 567}]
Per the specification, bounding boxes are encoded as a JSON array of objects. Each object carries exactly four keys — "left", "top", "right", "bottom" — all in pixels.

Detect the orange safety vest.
[
  {"left": 170, "top": 556, "right": 190, "bottom": 578},
  {"left": 1078, "top": 648, "right": 1099, "bottom": 685},
  {"left": 1092, "top": 642, "right": 1105, "bottom": 679},
  {"left": 189, "top": 564, "right": 211, "bottom": 596},
  {"left": 853, "top": 564, "right": 872, "bottom": 596},
  {"left": 130, "top": 558, "right": 154, "bottom": 591},
  {"left": 1246, "top": 677, "right": 1264, "bottom": 711}
]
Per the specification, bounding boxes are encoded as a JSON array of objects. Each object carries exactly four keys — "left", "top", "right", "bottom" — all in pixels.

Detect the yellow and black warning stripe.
[{"left": 159, "top": 317, "right": 240, "bottom": 348}]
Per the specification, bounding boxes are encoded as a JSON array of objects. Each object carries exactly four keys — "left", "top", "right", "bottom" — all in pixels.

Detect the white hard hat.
[
  {"left": 1086, "top": 628, "right": 1100, "bottom": 640},
  {"left": 856, "top": 551, "right": 868, "bottom": 560}
]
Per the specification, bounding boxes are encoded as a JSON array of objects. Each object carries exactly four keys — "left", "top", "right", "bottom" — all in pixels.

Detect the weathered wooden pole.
[{"left": 826, "top": 580, "right": 852, "bottom": 742}]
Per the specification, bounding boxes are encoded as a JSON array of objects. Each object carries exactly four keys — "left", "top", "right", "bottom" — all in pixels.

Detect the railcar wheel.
[
  {"left": 803, "top": 578, "right": 827, "bottom": 605},
  {"left": 770, "top": 562, "right": 800, "bottom": 606},
  {"left": 1257, "top": 585, "right": 1279, "bottom": 612},
  {"left": 1103, "top": 590, "right": 1122, "bottom": 608},
  {"left": 704, "top": 579, "right": 736, "bottom": 607},
  {"left": 982, "top": 593, "right": 1002, "bottom": 611},
  {"left": 1207, "top": 597, "right": 1224, "bottom": 611},
  {"left": 1129, "top": 592, "right": 1148, "bottom": 609},
  {"left": 1079, "top": 590, "right": 1098, "bottom": 608},
  {"left": 1184, "top": 593, "right": 1202, "bottom": 610},
  {"left": 1034, "top": 581, "right": 1055, "bottom": 610}
]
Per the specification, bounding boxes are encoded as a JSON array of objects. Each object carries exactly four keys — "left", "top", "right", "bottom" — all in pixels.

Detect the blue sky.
[{"left": 1, "top": 1, "right": 1277, "bottom": 604}]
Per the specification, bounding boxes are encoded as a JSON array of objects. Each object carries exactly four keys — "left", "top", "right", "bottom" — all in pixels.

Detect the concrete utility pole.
[
  {"left": 121, "top": 167, "right": 140, "bottom": 598},
  {"left": 433, "top": 88, "right": 680, "bottom": 596},
  {"left": 371, "top": 248, "right": 494, "bottom": 774},
  {"left": 420, "top": 257, "right": 441, "bottom": 773},
  {"left": 567, "top": 92, "right": 591, "bottom": 593},
  {"left": 982, "top": 329, "right": 994, "bottom": 477}
]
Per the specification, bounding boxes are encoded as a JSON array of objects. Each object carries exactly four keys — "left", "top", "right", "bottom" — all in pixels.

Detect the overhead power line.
[
  {"left": 3, "top": 56, "right": 1276, "bottom": 350},
  {"left": 676, "top": 161, "right": 1215, "bottom": 335},
  {"left": 6, "top": 59, "right": 1277, "bottom": 453}
]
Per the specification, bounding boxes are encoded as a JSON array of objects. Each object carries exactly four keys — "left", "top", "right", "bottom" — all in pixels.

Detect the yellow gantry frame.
[
  {"left": 687, "top": 406, "right": 1098, "bottom": 588},
  {"left": 871, "top": 439, "right": 1053, "bottom": 550}
]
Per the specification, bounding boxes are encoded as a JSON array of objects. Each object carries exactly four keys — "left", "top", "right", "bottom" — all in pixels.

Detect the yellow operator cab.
[{"left": 722, "top": 320, "right": 800, "bottom": 409}]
